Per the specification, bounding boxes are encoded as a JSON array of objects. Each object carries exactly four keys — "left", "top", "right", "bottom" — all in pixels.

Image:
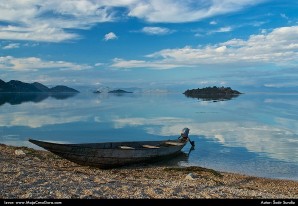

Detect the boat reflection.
[{"left": 143, "top": 146, "right": 195, "bottom": 167}]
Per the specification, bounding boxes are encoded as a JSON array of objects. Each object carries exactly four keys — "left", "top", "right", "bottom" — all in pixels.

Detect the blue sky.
[{"left": 0, "top": 0, "right": 297, "bottom": 91}]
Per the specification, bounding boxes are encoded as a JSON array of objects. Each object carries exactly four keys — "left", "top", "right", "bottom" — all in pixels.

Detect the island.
[
  {"left": 0, "top": 79, "right": 79, "bottom": 105},
  {"left": 183, "top": 86, "right": 242, "bottom": 102},
  {"left": 108, "top": 89, "right": 133, "bottom": 93}
]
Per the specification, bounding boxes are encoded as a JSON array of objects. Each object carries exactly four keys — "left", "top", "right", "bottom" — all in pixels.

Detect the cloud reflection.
[
  {"left": 112, "top": 117, "right": 297, "bottom": 163},
  {"left": 0, "top": 112, "right": 88, "bottom": 128}
]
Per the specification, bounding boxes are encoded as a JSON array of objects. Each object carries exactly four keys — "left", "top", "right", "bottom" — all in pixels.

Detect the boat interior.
[{"left": 118, "top": 141, "right": 185, "bottom": 150}]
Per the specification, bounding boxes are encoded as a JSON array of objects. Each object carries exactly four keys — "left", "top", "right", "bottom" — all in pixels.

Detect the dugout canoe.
[{"left": 28, "top": 138, "right": 189, "bottom": 168}]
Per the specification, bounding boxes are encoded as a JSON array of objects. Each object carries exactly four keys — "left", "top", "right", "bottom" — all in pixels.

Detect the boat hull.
[{"left": 28, "top": 139, "right": 187, "bottom": 168}]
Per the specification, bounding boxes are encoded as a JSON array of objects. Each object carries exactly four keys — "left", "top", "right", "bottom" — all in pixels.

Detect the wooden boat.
[{"left": 28, "top": 138, "right": 189, "bottom": 168}]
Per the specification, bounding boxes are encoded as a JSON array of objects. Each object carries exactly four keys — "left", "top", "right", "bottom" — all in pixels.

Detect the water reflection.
[
  {"left": 0, "top": 92, "right": 297, "bottom": 180},
  {"left": 144, "top": 146, "right": 195, "bottom": 167},
  {"left": 184, "top": 93, "right": 241, "bottom": 102},
  {"left": 187, "top": 145, "right": 195, "bottom": 156},
  {"left": 0, "top": 92, "right": 78, "bottom": 105}
]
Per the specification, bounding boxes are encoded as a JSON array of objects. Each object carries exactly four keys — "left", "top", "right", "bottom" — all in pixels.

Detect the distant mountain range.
[{"left": 0, "top": 79, "right": 79, "bottom": 93}]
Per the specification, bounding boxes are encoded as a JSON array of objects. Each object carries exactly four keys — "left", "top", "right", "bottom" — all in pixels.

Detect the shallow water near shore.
[{"left": 1, "top": 91, "right": 297, "bottom": 181}]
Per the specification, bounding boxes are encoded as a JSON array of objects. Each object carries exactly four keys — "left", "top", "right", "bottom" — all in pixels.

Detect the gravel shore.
[{"left": 1, "top": 143, "right": 297, "bottom": 199}]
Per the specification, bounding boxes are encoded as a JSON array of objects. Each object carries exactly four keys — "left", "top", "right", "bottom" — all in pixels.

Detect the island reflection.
[{"left": 0, "top": 92, "right": 78, "bottom": 106}]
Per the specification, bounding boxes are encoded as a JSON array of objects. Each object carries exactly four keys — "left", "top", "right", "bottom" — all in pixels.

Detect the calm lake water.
[{"left": 1, "top": 91, "right": 297, "bottom": 181}]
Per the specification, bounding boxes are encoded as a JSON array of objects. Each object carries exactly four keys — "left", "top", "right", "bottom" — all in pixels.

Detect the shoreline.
[{"left": 1, "top": 143, "right": 297, "bottom": 199}]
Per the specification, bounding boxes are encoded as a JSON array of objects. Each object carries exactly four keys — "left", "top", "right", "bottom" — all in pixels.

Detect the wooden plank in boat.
[
  {"left": 165, "top": 142, "right": 185, "bottom": 146},
  {"left": 142, "top": 145, "right": 160, "bottom": 149},
  {"left": 119, "top": 146, "right": 135, "bottom": 149}
]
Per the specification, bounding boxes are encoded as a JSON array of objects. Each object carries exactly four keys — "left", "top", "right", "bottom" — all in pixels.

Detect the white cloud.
[
  {"left": 111, "top": 26, "right": 298, "bottom": 69},
  {"left": 0, "top": 24, "right": 79, "bottom": 42},
  {"left": 0, "top": 0, "right": 266, "bottom": 42},
  {"left": 197, "top": 80, "right": 227, "bottom": 86},
  {"left": 94, "top": 62, "right": 104, "bottom": 67},
  {"left": 216, "top": 26, "right": 233, "bottom": 33},
  {"left": 0, "top": 1, "right": 114, "bottom": 42},
  {"left": 127, "top": 0, "right": 266, "bottom": 23},
  {"left": 210, "top": 20, "right": 217, "bottom": 25},
  {"left": 0, "top": 56, "right": 92, "bottom": 71},
  {"left": 103, "top": 32, "right": 118, "bottom": 41},
  {"left": 208, "top": 26, "right": 233, "bottom": 34},
  {"left": 2, "top": 43, "right": 20, "bottom": 49},
  {"left": 215, "top": 45, "right": 227, "bottom": 52},
  {"left": 111, "top": 58, "right": 188, "bottom": 69},
  {"left": 280, "top": 13, "right": 289, "bottom": 20},
  {"left": 264, "top": 82, "right": 298, "bottom": 88},
  {"left": 141, "top": 26, "right": 173, "bottom": 35},
  {"left": 261, "top": 29, "right": 267, "bottom": 34}
]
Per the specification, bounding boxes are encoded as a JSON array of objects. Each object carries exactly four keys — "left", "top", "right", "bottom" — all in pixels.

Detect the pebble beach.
[{"left": 1, "top": 143, "right": 298, "bottom": 199}]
